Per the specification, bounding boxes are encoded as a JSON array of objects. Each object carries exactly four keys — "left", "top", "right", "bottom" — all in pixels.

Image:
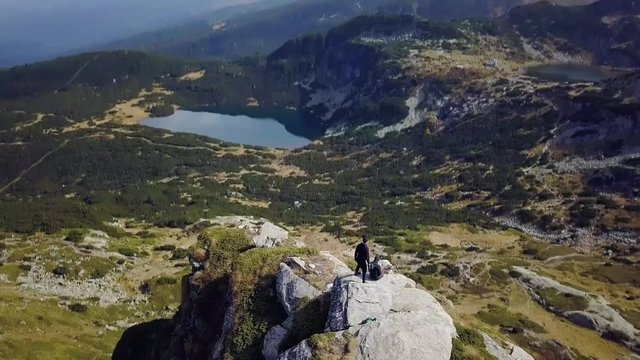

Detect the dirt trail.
[
  {"left": 64, "top": 54, "right": 102, "bottom": 88},
  {"left": 0, "top": 139, "right": 69, "bottom": 194}
]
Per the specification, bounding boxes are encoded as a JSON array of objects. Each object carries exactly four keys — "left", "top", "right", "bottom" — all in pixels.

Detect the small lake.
[
  {"left": 141, "top": 108, "right": 320, "bottom": 149},
  {"left": 524, "top": 63, "right": 623, "bottom": 83}
]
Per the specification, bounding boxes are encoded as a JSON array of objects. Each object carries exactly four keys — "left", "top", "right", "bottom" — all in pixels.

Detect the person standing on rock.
[{"left": 354, "top": 234, "right": 370, "bottom": 283}]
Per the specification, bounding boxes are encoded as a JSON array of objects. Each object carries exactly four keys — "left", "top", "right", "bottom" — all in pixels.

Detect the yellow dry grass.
[
  {"left": 427, "top": 224, "right": 520, "bottom": 249},
  {"left": 179, "top": 70, "right": 206, "bottom": 81},
  {"left": 103, "top": 86, "right": 174, "bottom": 125}
]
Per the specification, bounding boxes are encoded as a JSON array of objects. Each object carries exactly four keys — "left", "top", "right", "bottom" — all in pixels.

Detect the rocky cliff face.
[
  {"left": 112, "top": 226, "right": 464, "bottom": 360},
  {"left": 269, "top": 253, "right": 457, "bottom": 360},
  {"left": 507, "top": 0, "right": 640, "bottom": 67},
  {"left": 265, "top": 16, "right": 420, "bottom": 128}
]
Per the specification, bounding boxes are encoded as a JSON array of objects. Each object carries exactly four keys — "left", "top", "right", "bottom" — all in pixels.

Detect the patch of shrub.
[
  {"left": 440, "top": 264, "right": 460, "bottom": 278},
  {"left": 18, "top": 264, "right": 31, "bottom": 271},
  {"left": 156, "top": 276, "right": 177, "bottom": 285},
  {"left": 68, "top": 303, "right": 88, "bottom": 313},
  {"left": 417, "top": 263, "right": 439, "bottom": 275},
  {"left": 477, "top": 304, "right": 546, "bottom": 333},
  {"left": 535, "top": 288, "right": 588, "bottom": 312},
  {"left": 457, "top": 327, "right": 485, "bottom": 347},
  {"left": 118, "top": 247, "right": 137, "bottom": 257},
  {"left": 154, "top": 244, "right": 176, "bottom": 252},
  {"left": 64, "top": 229, "right": 85, "bottom": 243},
  {"left": 489, "top": 267, "right": 510, "bottom": 282},
  {"left": 171, "top": 248, "right": 189, "bottom": 260},
  {"left": 52, "top": 266, "right": 69, "bottom": 277}
]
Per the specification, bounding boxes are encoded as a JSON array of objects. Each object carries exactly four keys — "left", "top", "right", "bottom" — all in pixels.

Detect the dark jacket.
[{"left": 355, "top": 243, "right": 370, "bottom": 263}]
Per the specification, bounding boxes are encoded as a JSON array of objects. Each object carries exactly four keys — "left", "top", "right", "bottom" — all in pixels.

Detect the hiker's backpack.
[{"left": 369, "top": 263, "right": 382, "bottom": 280}]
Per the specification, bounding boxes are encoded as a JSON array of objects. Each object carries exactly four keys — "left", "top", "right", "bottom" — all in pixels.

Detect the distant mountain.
[
  {"left": 103, "top": 0, "right": 298, "bottom": 56},
  {"left": 507, "top": 0, "right": 640, "bottom": 66},
  {"left": 103, "top": 0, "right": 597, "bottom": 60},
  {"left": 0, "top": 0, "right": 262, "bottom": 68}
]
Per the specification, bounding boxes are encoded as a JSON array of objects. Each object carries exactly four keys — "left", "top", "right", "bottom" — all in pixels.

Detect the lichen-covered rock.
[
  {"left": 276, "top": 263, "right": 321, "bottom": 315},
  {"left": 263, "top": 325, "right": 289, "bottom": 360}
]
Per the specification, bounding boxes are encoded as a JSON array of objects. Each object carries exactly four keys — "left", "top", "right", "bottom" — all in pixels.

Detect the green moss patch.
[
  {"left": 192, "top": 227, "right": 316, "bottom": 360},
  {"left": 584, "top": 263, "right": 640, "bottom": 285},
  {"left": 308, "top": 332, "right": 357, "bottom": 360},
  {"left": 476, "top": 305, "right": 546, "bottom": 333},
  {"left": 450, "top": 324, "right": 497, "bottom": 360},
  {"left": 229, "top": 246, "right": 316, "bottom": 360},
  {"left": 408, "top": 272, "right": 443, "bottom": 290},
  {"left": 535, "top": 288, "right": 588, "bottom": 312},
  {"left": 0, "top": 264, "right": 25, "bottom": 281}
]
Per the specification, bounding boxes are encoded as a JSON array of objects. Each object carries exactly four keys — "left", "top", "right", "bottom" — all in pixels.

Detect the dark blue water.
[
  {"left": 142, "top": 110, "right": 316, "bottom": 149},
  {"left": 525, "top": 64, "right": 621, "bottom": 83}
]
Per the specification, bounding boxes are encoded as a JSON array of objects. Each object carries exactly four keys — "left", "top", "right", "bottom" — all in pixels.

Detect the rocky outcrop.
[
  {"left": 267, "top": 254, "right": 456, "bottom": 360},
  {"left": 276, "top": 263, "right": 322, "bottom": 316},
  {"left": 511, "top": 266, "right": 640, "bottom": 353}
]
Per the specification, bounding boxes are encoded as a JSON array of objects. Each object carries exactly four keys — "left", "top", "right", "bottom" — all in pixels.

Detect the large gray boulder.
[
  {"left": 276, "top": 263, "right": 322, "bottom": 316},
  {"left": 277, "top": 339, "right": 313, "bottom": 360},
  {"left": 325, "top": 273, "right": 455, "bottom": 360},
  {"left": 263, "top": 325, "right": 289, "bottom": 360},
  {"left": 325, "top": 274, "right": 423, "bottom": 331},
  {"left": 255, "top": 222, "right": 289, "bottom": 248}
]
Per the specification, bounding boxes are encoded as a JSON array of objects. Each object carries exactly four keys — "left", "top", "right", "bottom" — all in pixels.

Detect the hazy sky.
[{"left": 0, "top": 0, "right": 252, "bottom": 66}]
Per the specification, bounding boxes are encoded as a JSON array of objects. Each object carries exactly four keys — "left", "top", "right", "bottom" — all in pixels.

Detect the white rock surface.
[
  {"left": 325, "top": 274, "right": 419, "bottom": 331},
  {"left": 255, "top": 222, "right": 289, "bottom": 248},
  {"left": 276, "top": 263, "right": 321, "bottom": 315},
  {"left": 319, "top": 251, "right": 353, "bottom": 276},
  {"left": 482, "top": 333, "right": 535, "bottom": 360},
  {"left": 358, "top": 312, "right": 454, "bottom": 360},
  {"left": 511, "top": 345, "right": 536, "bottom": 360}
]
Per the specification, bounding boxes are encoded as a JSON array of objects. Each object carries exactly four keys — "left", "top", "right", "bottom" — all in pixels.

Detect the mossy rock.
[
  {"left": 227, "top": 246, "right": 316, "bottom": 360},
  {"left": 195, "top": 227, "right": 254, "bottom": 258}
]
